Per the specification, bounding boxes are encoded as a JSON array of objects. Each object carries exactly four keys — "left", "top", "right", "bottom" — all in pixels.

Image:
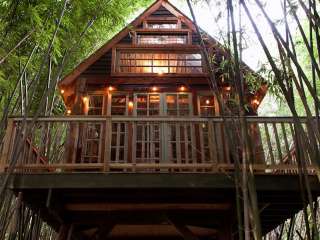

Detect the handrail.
[
  {"left": 0, "top": 115, "right": 317, "bottom": 174},
  {"left": 8, "top": 115, "right": 317, "bottom": 123}
]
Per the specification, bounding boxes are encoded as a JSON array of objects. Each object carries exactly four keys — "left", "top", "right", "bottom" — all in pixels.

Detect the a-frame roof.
[{"left": 59, "top": 0, "right": 201, "bottom": 87}]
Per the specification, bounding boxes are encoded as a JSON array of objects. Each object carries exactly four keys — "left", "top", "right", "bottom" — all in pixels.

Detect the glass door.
[
  {"left": 163, "top": 93, "right": 196, "bottom": 164},
  {"left": 133, "top": 93, "right": 161, "bottom": 164}
]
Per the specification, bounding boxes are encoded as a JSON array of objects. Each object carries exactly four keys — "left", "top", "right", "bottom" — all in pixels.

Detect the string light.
[
  {"left": 83, "top": 96, "right": 88, "bottom": 102},
  {"left": 224, "top": 86, "right": 231, "bottom": 91},
  {"left": 252, "top": 99, "right": 260, "bottom": 105},
  {"left": 179, "top": 86, "right": 186, "bottom": 91}
]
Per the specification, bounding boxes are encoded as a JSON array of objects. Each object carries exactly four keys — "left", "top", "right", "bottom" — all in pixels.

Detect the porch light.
[
  {"left": 108, "top": 86, "right": 115, "bottom": 91},
  {"left": 179, "top": 86, "right": 186, "bottom": 91},
  {"left": 60, "top": 89, "right": 65, "bottom": 94},
  {"left": 151, "top": 86, "right": 158, "bottom": 92},
  {"left": 252, "top": 99, "right": 260, "bottom": 105},
  {"left": 224, "top": 86, "right": 231, "bottom": 91},
  {"left": 128, "top": 101, "right": 134, "bottom": 108},
  {"left": 67, "top": 109, "right": 72, "bottom": 115},
  {"left": 82, "top": 96, "right": 88, "bottom": 103},
  {"left": 205, "top": 99, "right": 210, "bottom": 105}
]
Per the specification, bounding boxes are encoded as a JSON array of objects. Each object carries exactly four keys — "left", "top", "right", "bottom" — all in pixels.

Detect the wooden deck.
[
  {"left": 0, "top": 116, "right": 318, "bottom": 174},
  {"left": 2, "top": 173, "right": 320, "bottom": 238}
]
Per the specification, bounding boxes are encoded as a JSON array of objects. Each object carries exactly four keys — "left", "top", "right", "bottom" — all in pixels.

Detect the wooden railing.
[{"left": 0, "top": 116, "right": 317, "bottom": 174}]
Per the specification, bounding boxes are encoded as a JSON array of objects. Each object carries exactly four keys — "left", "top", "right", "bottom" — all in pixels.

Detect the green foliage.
[{"left": 0, "top": 0, "right": 153, "bottom": 115}]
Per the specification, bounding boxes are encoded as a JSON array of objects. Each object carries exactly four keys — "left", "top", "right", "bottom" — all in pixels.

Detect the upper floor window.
[
  {"left": 147, "top": 22, "right": 177, "bottom": 29},
  {"left": 116, "top": 51, "right": 203, "bottom": 74},
  {"left": 87, "top": 95, "right": 104, "bottom": 115},
  {"left": 137, "top": 34, "right": 187, "bottom": 45}
]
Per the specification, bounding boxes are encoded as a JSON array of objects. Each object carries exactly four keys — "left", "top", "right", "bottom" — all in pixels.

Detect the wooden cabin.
[
  {"left": 56, "top": 0, "right": 267, "bottom": 168},
  {"left": 0, "top": 0, "right": 319, "bottom": 239}
]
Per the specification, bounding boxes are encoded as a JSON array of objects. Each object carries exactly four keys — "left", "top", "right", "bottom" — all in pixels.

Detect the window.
[
  {"left": 117, "top": 52, "right": 203, "bottom": 74},
  {"left": 147, "top": 22, "right": 177, "bottom": 29},
  {"left": 111, "top": 123, "right": 127, "bottom": 163},
  {"left": 88, "top": 95, "right": 103, "bottom": 115},
  {"left": 137, "top": 34, "right": 187, "bottom": 45},
  {"left": 81, "top": 123, "right": 102, "bottom": 163},
  {"left": 198, "top": 95, "right": 215, "bottom": 116},
  {"left": 110, "top": 94, "right": 128, "bottom": 115},
  {"left": 166, "top": 93, "right": 192, "bottom": 116},
  {"left": 134, "top": 93, "right": 160, "bottom": 116}
]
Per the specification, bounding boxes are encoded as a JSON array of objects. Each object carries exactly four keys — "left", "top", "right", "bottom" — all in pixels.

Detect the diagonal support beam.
[{"left": 167, "top": 217, "right": 199, "bottom": 240}]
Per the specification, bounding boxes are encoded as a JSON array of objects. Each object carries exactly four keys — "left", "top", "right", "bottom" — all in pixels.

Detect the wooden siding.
[
  {"left": 81, "top": 50, "right": 112, "bottom": 77},
  {"left": 150, "top": 6, "right": 175, "bottom": 18}
]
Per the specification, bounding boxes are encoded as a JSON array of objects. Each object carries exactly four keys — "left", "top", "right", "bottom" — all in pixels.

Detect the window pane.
[
  {"left": 117, "top": 52, "right": 202, "bottom": 74},
  {"left": 199, "top": 95, "right": 215, "bottom": 116},
  {"left": 147, "top": 23, "right": 177, "bottom": 29},
  {"left": 88, "top": 96, "right": 103, "bottom": 115},
  {"left": 111, "top": 95, "right": 127, "bottom": 115},
  {"left": 137, "top": 35, "right": 187, "bottom": 44}
]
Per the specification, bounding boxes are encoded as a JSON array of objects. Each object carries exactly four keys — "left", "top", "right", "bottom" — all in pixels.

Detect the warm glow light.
[
  {"left": 225, "top": 86, "right": 231, "bottom": 91},
  {"left": 60, "top": 89, "right": 65, "bottom": 94},
  {"left": 83, "top": 96, "right": 88, "bottom": 102},
  {"left": 128, "top": 101, "right": 134, "bottom": 108},
  {"left": 252, "top": 99, "right": 260, "bottom": 105},
  {"left": 157, "top": 71, "right": 164, "bottom": 76},
  {"left": 151, "top": 86, "right": 158, "bottom": 92},
  {"left": 67, "top": 110, "right": 71, "bottom": 115},
  {"left": 179, "top": 86, "right": 186, "bottom": 91},
  {"left": 108, "top": 86, "right": 115, "bottom": 91},
  {"left": 205, "top": 99, "right": 210, "bottom": 105}
]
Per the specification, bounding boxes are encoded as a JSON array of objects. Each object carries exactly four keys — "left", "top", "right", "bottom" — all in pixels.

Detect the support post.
[
  {"left": 0, "top": 119, "right": 14, "bottom": 172},
  {"left": 58, "top": 224, "right": 71, "bottom": 240},
  {"left": 218, "top": 214, "right": 232, "bottom": 240},
  {"left": 103, "top": 117, "right": 112, "bottom": 172}
]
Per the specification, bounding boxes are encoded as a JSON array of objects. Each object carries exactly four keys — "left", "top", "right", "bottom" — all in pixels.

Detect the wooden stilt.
[{"left": 58, "top": 224, "right": 70, "bottom": 240}]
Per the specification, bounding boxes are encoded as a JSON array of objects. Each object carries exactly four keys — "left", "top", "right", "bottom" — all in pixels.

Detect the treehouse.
[{"left": 0, "top": 0, "right": 319, "bottom": 239}]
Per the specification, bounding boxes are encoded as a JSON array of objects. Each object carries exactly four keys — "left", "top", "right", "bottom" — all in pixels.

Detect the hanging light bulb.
[{"left": 179, "top": 86, "right": 186, "bottom": 91}]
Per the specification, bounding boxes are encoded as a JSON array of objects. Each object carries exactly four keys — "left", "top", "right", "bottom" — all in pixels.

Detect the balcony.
[{"left": 0, "top": 116, "right": 317, "bottom": 174}]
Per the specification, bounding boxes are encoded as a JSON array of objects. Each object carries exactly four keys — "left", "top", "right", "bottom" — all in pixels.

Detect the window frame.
[
  {"left": 112, "top": 47, "right": 205, "bottom": 76},
  {"left": 107, "top": 92, "right": 130, "bottom": 116}
]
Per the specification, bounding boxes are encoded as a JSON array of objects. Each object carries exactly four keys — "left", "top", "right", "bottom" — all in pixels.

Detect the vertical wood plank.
[
  {"left": 281, "top": 122, "right": 292, "bottom": 164},
  {"left": 0, "top": 119, "right": 14, "bottom": 171},
  {"left": 273, "top": 123, "right": 283, "bottom": 163},
  {"left": 264, "top": 122, "right": 275, "bottom": 165},
  {"left": 104, "top": 118, "right": 112, "bottom": 172}
]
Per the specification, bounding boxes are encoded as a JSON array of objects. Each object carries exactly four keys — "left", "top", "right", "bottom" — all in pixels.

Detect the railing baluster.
[
  {"left": 281, "top": 122, "right": 292, "bottom": 164},
  {"left": 272, "top": 123, "right": 283, "bottom": 164},
  {"left": 208, "top": 120, "right": 218, "bottom": 164},
  {"left": 103, "top": 118, "right": 112, "bottom": 172},
  {"left": 264, "top": 122, "right": 275, "bottom": 165}
]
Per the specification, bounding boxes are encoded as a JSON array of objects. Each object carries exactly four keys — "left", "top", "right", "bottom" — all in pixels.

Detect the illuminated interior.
[
  {"left": 117, "top": 52, "right": 203, "bottom": 74},
  {"left": 147, "top": 22, "right": 177, "bottom": 29},
  {"left": 137, "top": 34, "right": 187, "bottom": 45}
]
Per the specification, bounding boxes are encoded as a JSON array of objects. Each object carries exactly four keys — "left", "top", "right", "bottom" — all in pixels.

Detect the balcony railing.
[{"left": 0, "top": 116, "right": 317, "bottom": 174}]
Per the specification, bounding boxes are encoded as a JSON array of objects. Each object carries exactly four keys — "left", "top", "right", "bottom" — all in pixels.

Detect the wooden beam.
[
  {"left": 0, "top": 118, "right": 14, "bottom": 172},
  {"left": 64, "top": 203, "right": 231, "bottom": 212},
  {"left": 168, "top": 218, "right": 199, "bottom": 240}
]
